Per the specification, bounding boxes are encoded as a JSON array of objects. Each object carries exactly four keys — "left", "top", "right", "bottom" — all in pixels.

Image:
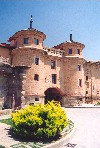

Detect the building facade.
[{"left": 0, "top": 19, "right": 100, "bottom": 109}]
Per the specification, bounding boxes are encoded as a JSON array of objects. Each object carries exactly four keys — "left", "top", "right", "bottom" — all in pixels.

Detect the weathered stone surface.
[{"left": 0, "top": 27, "right": 99, "bottom": 109}]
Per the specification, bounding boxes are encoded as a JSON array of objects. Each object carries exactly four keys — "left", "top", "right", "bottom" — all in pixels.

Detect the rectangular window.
[
  {"left": 24, "top": 38, "right": 28, "bottom": 44},
  {"left": 34, "top": 74, "right": 39, "bottom": 81},
  {"left": 52, "top": 74, "right": 56, "bottom": 84},
  {"left": 35, "top": 98, "right": 39, "bottom": 101},
  {"left": 86, "top": 82, "right": 89, "bottom": 88},
  {"left": 79, "top": 79, "right": 82, "bottom": 87},
  {"left": 86, "top": 91, "right": 88, "bottom": 94},
  {"left": 51, "top": 60, "right": 56, "bottom": 69},
  {"left": 78, "top": 65, "right": 81, "bottom": 71},
  {"left": 77, "top": 49, "right": 80, "bottom": 55},
  {"left": 68, "top": 49, "right": 72, "bottom": 54},
  {"left": 34, "top": 38, "right": 39, "bottom": 45},
  {"left": 86, "top": 76, "right": 88, "bottom": 81},
  {"left": 34, "top": 57, "right": 39, "bottom": 65}
]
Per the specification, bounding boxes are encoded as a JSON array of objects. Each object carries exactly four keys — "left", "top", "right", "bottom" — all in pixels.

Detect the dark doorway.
[{"left": 44, "top": 87, "right": 63, "bottom": 104}]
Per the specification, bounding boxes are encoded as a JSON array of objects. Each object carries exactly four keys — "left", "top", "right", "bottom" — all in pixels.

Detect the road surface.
[{"left": 62, "top": 108, "right": 100, "bottom": 148}]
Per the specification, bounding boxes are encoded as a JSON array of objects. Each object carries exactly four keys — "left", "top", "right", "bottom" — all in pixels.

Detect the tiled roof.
[
  {"left": 54, "top": 40, "right": 85, "bottom": 48},
  {"left": 8, "top": 28, "right": 46, "bottom": 42}
]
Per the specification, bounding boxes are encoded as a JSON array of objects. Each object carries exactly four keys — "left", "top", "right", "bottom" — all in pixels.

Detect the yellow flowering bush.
[{"left": 11, "top": 101, "right": 68, "bottom": 140}]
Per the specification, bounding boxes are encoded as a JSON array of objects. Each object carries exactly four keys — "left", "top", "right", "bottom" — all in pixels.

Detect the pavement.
[
  {"left": 1, "top": 107, "right": 100, "bottom": 148},
  {"left": 61, "top": 108, "right": 100, "bottom": 148}
]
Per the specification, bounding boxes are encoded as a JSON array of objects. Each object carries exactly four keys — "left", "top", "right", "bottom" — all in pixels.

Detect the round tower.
[
  {"left": 7, "top": 16, "right": 46, "bottom": 107},
  {"left": 54, "top": 34, "right": 85, "bottom": 106}
]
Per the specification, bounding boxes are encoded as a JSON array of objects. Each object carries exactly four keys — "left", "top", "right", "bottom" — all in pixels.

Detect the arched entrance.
[{"left": 44, "top": 87, "right": 63, "bottom": 104}]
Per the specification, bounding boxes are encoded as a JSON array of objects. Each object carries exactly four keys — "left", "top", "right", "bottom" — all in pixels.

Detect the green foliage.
[
  {"left": 96, "top": 102, "right": 100, "bottom": 105},
  {"left": 11, "top": 101, "right": 68, "bottom": 140},
  {"left": 0, "top": 145, "right": 5, "bottom": 148},
  {"left": 0, "top": 118, "right": 12, "bottom": 126}
]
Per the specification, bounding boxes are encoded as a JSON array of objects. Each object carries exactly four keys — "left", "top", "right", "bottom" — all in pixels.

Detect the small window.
[
  {"left": 86, "top": 82, "right": 89, "bottom": 88},
  {"left": 86, "top": 91, "right": 88, "bottom": 94},
  {"left": 34, "top": 74, "right": 39, "bottom": 81},
  {"left": 93, "top": 86, "right": 95, "bottom": 91},
  {"left": 79, "top": 98, "right": 82, "bottom": 101},
  {"left": 51, "top": 60, "right": 56, "bottom": 69},
  {"left": 52, "top": 74, "right": 56, "bottom": 84},
  {"left": 34, "top": 38, "right": 39, "bottom": 45},
  {"left": 68, "top": 49, "right": 72, "bottom": 54},
  {"left": 77, "top": 49, "right": 80, "bottom": 55},
  {"left": 78, "top": 65, "right": 81, "bottom": 71},
  {"left": 24, "top": 38, "right": 28, "bottom": 44},
  {"left": 79, "top": 79, "right": 82, "bottom": 87},
  {"left": 86, "top": 76, "right": 88, "bottom": 81},
  {"left": 35, "top": 98, "right": 39, "bottom": 101},
  {"left": 34, "top": 57, "right": 39, "bottom": 65}
]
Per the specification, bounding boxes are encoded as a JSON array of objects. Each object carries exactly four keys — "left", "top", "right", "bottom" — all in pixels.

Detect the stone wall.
[
  {"left": 0, "top": 28, "right": 100, "bottom": 108},
  {"left": 0, "top": 46, "right": 11, "bottom": 65},
  {"left": 84, "top": 61, "right": 100, "bottom": 103}
]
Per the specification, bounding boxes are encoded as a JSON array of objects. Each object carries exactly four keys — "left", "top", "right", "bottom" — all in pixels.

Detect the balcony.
[{"left": 43, "top": 47, "right": 64, "bottom": 57}]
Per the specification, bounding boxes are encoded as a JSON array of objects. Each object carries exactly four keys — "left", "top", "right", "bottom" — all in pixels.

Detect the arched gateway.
[{"left": 44, "top": 87, "right": 64, "bottom": 104}]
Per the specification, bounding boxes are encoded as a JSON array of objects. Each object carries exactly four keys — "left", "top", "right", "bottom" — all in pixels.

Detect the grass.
[
  {"left": 0, "top": 118, "right": 74, "bottom": 148},
  {"left": 96, "top": 102, "right": 100, "bottom": 105},
  {"left": 0, "top": 118, "right": 13, "bottom": 126},
  {"left": 0, "top": 145, "right": 5, "bottom": 148}
]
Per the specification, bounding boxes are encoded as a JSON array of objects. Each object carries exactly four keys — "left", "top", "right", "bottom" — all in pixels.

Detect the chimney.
[{"left": 70, "top": 34, "right": 73, "bottom": 42}]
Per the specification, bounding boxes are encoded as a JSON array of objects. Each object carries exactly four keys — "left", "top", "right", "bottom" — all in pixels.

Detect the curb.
[{"left": 43, "top": 126, "right": 76, "bottom": 148}]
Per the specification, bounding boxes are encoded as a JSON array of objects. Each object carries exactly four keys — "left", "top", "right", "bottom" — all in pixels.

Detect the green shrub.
[
  {"left": 0, "top": 118, "right": 12, "bottom": 126},
  {"left": 0, "top": 145, "right": 5, "bottom": 148},
  {"left": 11, "top": 101, "right": 68, "bottom": 140},
  {"left": 96, "top": 102, "right": 100, "bottom": 105}
]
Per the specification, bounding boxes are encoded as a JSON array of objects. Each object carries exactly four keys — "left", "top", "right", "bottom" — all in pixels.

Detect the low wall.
[{"left": 0, "top": 109, "right": 12, "bottom": 116}]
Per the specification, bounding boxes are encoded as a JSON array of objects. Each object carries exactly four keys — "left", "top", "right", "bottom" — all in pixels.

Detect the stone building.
[{"left": 0, "top": 17, "right": 100, "bottom": 109}]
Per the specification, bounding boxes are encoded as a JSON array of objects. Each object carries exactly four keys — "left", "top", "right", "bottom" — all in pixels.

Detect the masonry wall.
[
  {"left": 12, "top": 46, "right": 65, "bottom": 105},
  {"left": 84, "top": 62, "right": 100, "bottom": 103},
  {"left": 0, "top": 47, "right": 11, "bottom": 64},
  {"left": 0, "top": 28, "right": 100, "bottom": 108},
  {"left": 10, "top": 30, "right": 45, "bottom": 49}
]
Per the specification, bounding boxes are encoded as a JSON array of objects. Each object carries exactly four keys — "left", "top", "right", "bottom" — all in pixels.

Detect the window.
[
  {"left": 34, "top": 57, "right": 39, "bottom": 65},
  {"left": 86, "top": 82, "right": 89, "bottom": 88},
  {"left": 68, "top": 49, "right": 72, "bottom": 54},
  {"left": 34, "top": 74, "right": 39, "bottom": 81},
  {"left": 24, "top": 38, "right": 28, "bottom": 44},
  {"left": 78, "top": 65, "right": 81, "bottom": 71},
  {"left": 79, "top": 98, "right": 82, "bottom": 101},
  {"left": 79, "top": 79, "right": 82, "bottom": 87},
  {"left": 52, "top": 74, "right": 56, "bottom": 84},
  {"left": 35, "top": 98, "right": 39, "bottom": 101},
  {"left": 51, "top": 60, "right": 56, "bottom": 69},
  {"left": 86, "top": 91, "right": 88, "bottom": 94},
  {"left": 77, "top": 49, "right": 80, "bottom": 55},
  {"left": 34, "top": 38, "right": 39, "bottom": 45},
  {"left": 86, "top": 76, "right": 88, "bottom": 81}
]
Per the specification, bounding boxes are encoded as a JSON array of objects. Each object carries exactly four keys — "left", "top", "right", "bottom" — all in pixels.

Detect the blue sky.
[{"left": 0, "top": 0, "right": 100, "bottom": 61}]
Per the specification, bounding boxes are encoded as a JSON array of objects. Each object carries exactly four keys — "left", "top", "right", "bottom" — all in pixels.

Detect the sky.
[{"left": 0, "top": 0, "right": 100, "bottom": 61}]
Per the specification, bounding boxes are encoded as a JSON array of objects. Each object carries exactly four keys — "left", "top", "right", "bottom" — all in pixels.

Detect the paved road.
[{"left": 62, "top": 108, "right": 100, "bottom": 148}]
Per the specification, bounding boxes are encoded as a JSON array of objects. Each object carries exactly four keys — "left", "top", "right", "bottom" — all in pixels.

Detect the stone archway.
[{"left": 44, "top": 87, "right": 63, "bottom": 104}]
